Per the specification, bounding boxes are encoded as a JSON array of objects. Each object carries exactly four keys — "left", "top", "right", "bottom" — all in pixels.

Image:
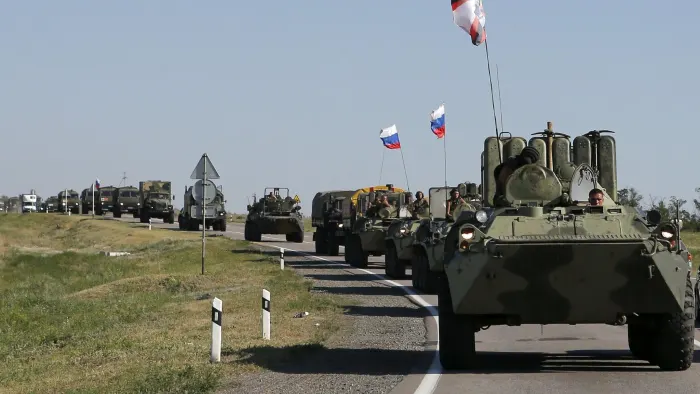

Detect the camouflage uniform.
[
  {"left": 493, "top": 146, "right": 541, "bottom": 206},
  {"left": 410, "top": 198, "right": 429, "bottom": 218}
]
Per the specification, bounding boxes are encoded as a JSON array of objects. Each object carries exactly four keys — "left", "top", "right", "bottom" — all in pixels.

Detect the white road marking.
[{"left": 229, "top": 231, "right": 442, "bottom": 394}]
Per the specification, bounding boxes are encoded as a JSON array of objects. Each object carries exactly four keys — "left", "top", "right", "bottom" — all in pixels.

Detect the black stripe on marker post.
[
  {"left": 262, "top": 297, "right": 270, "bottom": 312},
  {"left": 212, "top": 306, "right": 222, "bottom": 326}
]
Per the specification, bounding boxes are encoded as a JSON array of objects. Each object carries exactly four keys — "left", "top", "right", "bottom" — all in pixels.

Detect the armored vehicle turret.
[
  {"left": 341, "top": 184, "right": 412, "bottom": 269},
  {"left": 244, "top": 187, "right": 304, "bottom": 243},
  {"left": 437, "top": 122, "right": 695, "bottom": 372},
  {"left": 178, "top": 181, "right": 227, "bottom": 231}
]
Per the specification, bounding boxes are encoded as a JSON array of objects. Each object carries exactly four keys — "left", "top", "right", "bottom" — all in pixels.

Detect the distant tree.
[{"left": 617, "top": 187, "right": 643, "bottom": 207}]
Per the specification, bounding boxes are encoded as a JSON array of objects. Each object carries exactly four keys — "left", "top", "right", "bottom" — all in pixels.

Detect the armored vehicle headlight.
[
  {"left": 461, "top": 227, "right": 474, "bottom": 240},
  {"left": 338, "top": 223, "right": 343, "bottom": 228},
  {"left": 661, "top": 230, "right": 673, "bottom": 239},
  {"left": 475, "top": 210, "right": 489, "bottom": 223}
]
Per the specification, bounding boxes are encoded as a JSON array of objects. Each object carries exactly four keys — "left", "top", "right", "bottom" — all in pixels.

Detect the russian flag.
[
  {"left": 95, "top": 178, "right": 100, "bottom": 189},
  {"left": 430, "top": 104, "right": 446, "bottom": 139},
  {"left": 451, "top": 0, "right": 486, "bottom": 46},
  {"left": 379, "top": 125, "right": 401, "bottom": 149}
]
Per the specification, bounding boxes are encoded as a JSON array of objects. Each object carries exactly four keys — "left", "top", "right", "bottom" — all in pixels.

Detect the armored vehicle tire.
[
  {"left": 286, "top": 232, "right": 304, "bottom": 243},
  {"left": 344, "top": 234, "right": 368, "bottom": 268},
  {"left": 437, "top": 273, "right": 477, "bottom": 370},
  {"left": 220, "top": 220, "right": 227, "bottom": 232},
  {"left": 412, "top": 250, "right": 438, "bottom": 294},
  {"left": 244, "top": 222, "right": 262, "bottom": 242},
  {"left": 627, "top": 322, "right": 656, "bottom": 362},
  {"left": 648, "top": 276, "right": 696, "bottom": 371},
  {"left": 384, "top": 242, "right": 406, "bottom": 279},
  {"left": 327, "top": 235, "right": 339, "bottom": 256}
]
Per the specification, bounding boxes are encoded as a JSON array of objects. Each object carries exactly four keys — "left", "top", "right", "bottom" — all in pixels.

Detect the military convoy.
[
  {"left": 178, "top": 180, "right": 227, "bottom": 231},
  {"left": 434, "top": 123, "right": 694, "bottom": 372},
  {"left": 137, "top": 181, "right": 175, "bottom": 224},
  {"left": 112, "top": 186, "right": 140, "bottom": 218},
  {"left": 244, "top": 188, "right": 304, "bottom": 242}
]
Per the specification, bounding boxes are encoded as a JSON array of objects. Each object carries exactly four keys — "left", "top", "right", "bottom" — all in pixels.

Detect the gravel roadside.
[{"left": 217, "top": 249, "right": 432, "bottom": 394}]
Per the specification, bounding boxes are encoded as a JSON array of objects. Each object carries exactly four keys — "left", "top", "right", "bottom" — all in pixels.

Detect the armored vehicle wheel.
[
  {"left": 412, "top": 250, "right": 438, "bottom": 294},
  {"left": 140, "top": 212, "right": 149, "bottom": 223},
  {"left": 219, "top": 219, "right": 227, "bottom": 232},
  {"left": 286, "top": 232, "right": 304, "bottom": 243},
  {"left": 437, "top": 273, "right": 477, "bottom": 370},
  {"left": 648, "top": 276, "right": 695, "bottom": 371},
  {"left": 627, "top": 321, "right": 657, "bottom": 362},
  {"left": 244, "top": 222, "right": 261, "bottom": 242},
  {"left": 384, "top": 242, "right": 406, "bottom": 279},
  {"left": 211, "top": 222, "right": 219, "bottom": 231},
  {"left": 344, "top": 234, "right": 368, "bottom": 268},
  {"left": 314, "top": 230, "right": 327, "bottom": 254}
]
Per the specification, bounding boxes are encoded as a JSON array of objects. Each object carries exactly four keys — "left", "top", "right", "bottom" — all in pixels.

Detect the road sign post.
[{"left": 190, "top": 153, "right": 221, "bottom": 275}]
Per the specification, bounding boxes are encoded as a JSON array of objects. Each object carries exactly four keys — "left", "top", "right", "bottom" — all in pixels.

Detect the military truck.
[
  {"left": 92, "top": 185, "right": 116, "bottom": 216},
  {"left": 311, "top": 189, "right": 358, "bottom": 256},
  {"left": 112, "top": 186, "right": 140, "bottom": 218},
  {"left": 57, "top": 189, "right": 80, "bottom": 213},
  {"left": 436, "top": 122, "right": 695, "bottom": 372},
  {"left": 43, "top": 196, "right": 58, "bottom": 212},
  {"left": 244, "top": 187, "right": 304, "bottom": 243},
  {"left": 137, "top": 181, "right": 175, "bottom": 224},
  {"left": 80, "top": 187, "right": 97, "bottom": 214},
  {"left": 341, "top": 184, "right": 412, "bottom": 269},
  {"left": 178, "top": 180, "right": 227, "bottom": 231}
]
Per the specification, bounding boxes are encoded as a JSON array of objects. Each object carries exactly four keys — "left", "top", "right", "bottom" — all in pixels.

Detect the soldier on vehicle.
[
  {"left": 410, "top": 191, "right": 429, "bottom": 218},
  {"left": 588, "top": 188, "right": 604, "bottom": 206},
  {"left": 446, "top": 188, "right": 467, "bottom": 220},
  {"left": 492, "top": 146, "right": 541, "bottom": 205},
  {"left": 266, "top": 192, "right": 277, "bottom": 201}
]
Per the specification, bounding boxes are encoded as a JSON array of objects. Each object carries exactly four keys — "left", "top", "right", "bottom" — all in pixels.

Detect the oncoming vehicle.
[
  {"left": 113, "top": 186, "right": 140, "bottom": 218},
  {"left": 244, "top": 187, "right": 304, "bottom": 243},
  {"left": 437, "top": 123, "right": 695, "bottom": 372}
]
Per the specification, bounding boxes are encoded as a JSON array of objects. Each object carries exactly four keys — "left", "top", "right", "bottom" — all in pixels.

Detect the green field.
[{"left": 0, "top": 214, "right": 345, "bottom": 393}]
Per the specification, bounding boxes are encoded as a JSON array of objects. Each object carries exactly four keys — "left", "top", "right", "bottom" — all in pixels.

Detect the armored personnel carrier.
[
  {"left": 244, "top": 187, "right": 304, "bottom": 243},
  {"left": 384, "top": 190, "right": 432, "bottom": 278},
  {"left": 311, "top": 189, "right": 356, "bottom": 256},
  {"left": 437, "top": 122, "right": 695, "bottom": 372},
  {"left": 178, "top": 180, "right": 227, "bottom": 231},
  {"left": 341, "top": 184, "right": 412, "bottom": 269},
  {"left": 409, "top": 183, "right": 481, "bottom": 293}
]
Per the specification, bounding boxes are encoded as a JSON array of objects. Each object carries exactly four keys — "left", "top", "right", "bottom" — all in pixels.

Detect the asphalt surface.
[{"left": 114, "top": 216, "right": 700, "bottom": 394}]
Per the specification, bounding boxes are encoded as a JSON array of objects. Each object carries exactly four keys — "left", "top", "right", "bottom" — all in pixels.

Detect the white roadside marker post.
[
  {"left": 262, "top": 289, "right": 271, "bottom": 340},
  {"left": 148, "top": 218, "right": 152, "bottom": 230},
  {"left": 280, "top": 248, "right": 285, "bottom": 270},
  {"left": 211, "top": 297, "right": 222, "bottom": 362}
]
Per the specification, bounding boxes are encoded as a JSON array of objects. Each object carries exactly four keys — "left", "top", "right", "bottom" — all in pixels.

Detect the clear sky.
[{"left": 1, "top": 1, "right": 698, "bottom": 213}]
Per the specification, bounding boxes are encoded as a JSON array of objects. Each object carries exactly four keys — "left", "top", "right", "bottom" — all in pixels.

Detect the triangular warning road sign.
[{"left": 190, "top": 154, "right": 221, "bottom": 180}]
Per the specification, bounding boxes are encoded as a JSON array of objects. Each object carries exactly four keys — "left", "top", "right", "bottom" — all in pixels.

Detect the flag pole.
[
  {"left": 442, "top": 103, "right": 447, "bottom": 189},
  {"left": 378, "top": 148, "right": 385, "bottom": 184},
  {"left": 91, "top": 182, "right": 95, "bottom": 218},
  {"left": 484, "top": 38, "right": 501, "bottom": 164},
  {"left": 399, "top": 147, "right": 410, "bottom": 192}
]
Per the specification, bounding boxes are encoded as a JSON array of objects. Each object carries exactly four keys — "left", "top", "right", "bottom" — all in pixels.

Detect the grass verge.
[
  {"left": 228, "top": 213, "right": 313, "bottom": 233},
  {"left": 681, "top": 230, "right": 700, "bottom": 273},
  {"left": 0, "top": 213, "right": 347, "bottom": 393}
]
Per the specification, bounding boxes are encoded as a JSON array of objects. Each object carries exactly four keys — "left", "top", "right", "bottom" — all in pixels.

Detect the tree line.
[{"left": 617, "top": 187, "right": 700, "bottom": 231}]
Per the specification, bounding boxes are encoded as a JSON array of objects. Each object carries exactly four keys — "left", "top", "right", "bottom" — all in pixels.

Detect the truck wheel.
[
  {"left": 314, "top": 230, "right": 327, "bottom": 254},
  {"left": 167, "top": 213, "right": 175, "bottom": 224},
  {"left": 114, "top": 210, "right": 122, "bottom": 218},
  {"left": 438, "top": 273, "right": 477, "bottom": 370},
  {"left": 219, "top": 219, "right": 227, "bottom": 232},
  {"left": 650, "top": 276, "right": 696, "bottom": 371},
  {"left": 178, "top": 217, "right": 186, "bottom": 230},
  {"left": 327, "top": 230, "right": 339, "bottom": 256},
  {"left": 384, "top": 242, "right": 406, "bottom": 279},
  {"left": 132, "top": 211, "right": 138, "bottom": 218}
]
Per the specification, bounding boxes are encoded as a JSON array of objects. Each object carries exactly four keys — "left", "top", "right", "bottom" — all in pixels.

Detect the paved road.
[{"left": 116, "top": 216, "right": 700, "bottom": 394}]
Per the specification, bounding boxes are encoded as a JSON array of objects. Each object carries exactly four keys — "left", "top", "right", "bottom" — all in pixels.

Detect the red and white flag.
[{"left": 451, "top": 0, "right": 486, "bottom": 46}]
